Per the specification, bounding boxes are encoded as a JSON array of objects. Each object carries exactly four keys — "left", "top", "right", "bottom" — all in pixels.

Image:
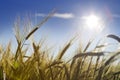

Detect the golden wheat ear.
[
  {"left": 14, "top": 10, "right": 56, "bottom": 61},
  {"left": 25, "top": 9, "right": 56, "bottom": 40}
]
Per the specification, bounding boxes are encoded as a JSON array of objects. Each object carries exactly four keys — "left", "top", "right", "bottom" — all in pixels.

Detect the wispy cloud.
[
  {"left": 112, "top": 14, "right": 120, "bottom": 18},
  {"left": 35, "top": 13, "right": 74, "bottom": 19}
]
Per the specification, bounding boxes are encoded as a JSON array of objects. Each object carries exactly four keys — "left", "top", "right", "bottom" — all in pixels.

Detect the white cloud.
[
  {"left": 54, "top": 13, "right": 74, "bottom": 19},
  {"left": 35, "top": 13, "right": 74, "bottom": 19}
]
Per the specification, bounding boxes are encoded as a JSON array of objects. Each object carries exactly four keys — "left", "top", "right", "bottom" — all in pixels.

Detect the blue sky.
[{"left": 0, "top": 0, "right": 120, "bottom": 46}]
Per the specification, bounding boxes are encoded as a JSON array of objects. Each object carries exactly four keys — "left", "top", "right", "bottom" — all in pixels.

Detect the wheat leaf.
[
  {"left": 107, "top": 34, "right": 120, "bottom": 42},
  {"left": 74, "top": 52, "right": 104, "bottom": 59}
]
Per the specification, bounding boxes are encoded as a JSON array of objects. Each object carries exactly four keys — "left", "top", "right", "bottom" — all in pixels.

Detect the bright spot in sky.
[
  {"left": 83, "top": 14, "right": 103, "bottom": 32},
  {"left": 86, "top": 15, "right": 99, "bottom": 29}
]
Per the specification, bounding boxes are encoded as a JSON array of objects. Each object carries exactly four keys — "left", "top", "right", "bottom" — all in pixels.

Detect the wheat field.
[{"left": 0, "top": 12, "right": 120, "bottom": 80}]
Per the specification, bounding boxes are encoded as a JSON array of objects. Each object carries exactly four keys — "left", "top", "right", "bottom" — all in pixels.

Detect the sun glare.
[
  {"left": 86, "top": 15, "right": 99, "bottom": 28},
  {"left": 84, "top": 14, "right": 103, "bottom": 32}
]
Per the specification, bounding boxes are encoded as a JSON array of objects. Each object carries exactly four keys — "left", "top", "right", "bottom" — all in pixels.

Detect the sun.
[
  {"left": 86, "top": 15, "right": 99, "bottom": 29},
  {"left": 84, "top": 14, "right": 103, "bottom": 32}
]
